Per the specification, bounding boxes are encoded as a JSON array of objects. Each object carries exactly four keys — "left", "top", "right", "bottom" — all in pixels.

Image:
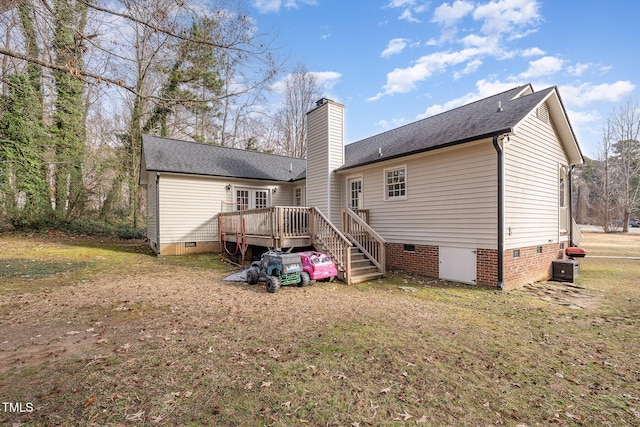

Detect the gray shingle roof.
[
  {"left": 141, "top": 85, "right": 574, "bottom": 182},
  {"left": 141, "top": 135, "right": 306, "bottom": 182},
  {"left": 341, "top": 84, "right": 554, "bottom": 170}
]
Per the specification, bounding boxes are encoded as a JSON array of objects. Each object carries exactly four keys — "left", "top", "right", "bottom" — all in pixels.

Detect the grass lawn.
[{"left": 0, "top": 230, "right": 638, "bottom": 426}]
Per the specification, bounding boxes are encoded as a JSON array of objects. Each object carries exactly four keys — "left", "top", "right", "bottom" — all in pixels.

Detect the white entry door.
[{"left": 439, "top": 247, "right": 477, "bottom": 285}]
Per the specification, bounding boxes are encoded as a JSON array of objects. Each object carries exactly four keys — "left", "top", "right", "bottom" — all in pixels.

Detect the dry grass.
[{"left": 0, "top": 230, "right": 638, "bottom": 426}]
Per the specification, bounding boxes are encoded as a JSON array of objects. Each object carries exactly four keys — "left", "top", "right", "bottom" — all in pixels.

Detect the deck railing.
[
  {"left": 218, "top": 206, "right": 355, "bottom": 283},
  {"left": 309, "top": 207, "right": 353, "bottom": 283},
  {"left": 342, "top": 208, "right": 386, "bottom": 275}
]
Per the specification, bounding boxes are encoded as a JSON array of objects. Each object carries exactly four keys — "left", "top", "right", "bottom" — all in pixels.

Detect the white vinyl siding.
[
  {"left": 145, "top": 172, "right": 157, "bottom": 245},
  {"left": 306, "top": 106, "right": 329, "bottom": 214},
  {"left": 159, "top": 174, "right": 225, "bottom": 244},
  {"left": 349, "top": 140, "right": 497, "bottom": 249},
  {"left": 505, "top": 105, "right": 570, "bottom": 249},
  {"left": 306, "top": 100, "right": 344, "bottom": 223},
  {"left": 158, "top": 174, "right": 295, "bottom": 244}
]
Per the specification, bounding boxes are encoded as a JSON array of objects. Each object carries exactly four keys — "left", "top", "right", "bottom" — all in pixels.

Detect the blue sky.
[{"left": 249, "top": 0, "right": 638, "bottom": 158}]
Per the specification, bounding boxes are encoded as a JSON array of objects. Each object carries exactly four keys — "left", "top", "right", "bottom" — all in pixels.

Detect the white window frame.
[
  {"left": 234, "top": 187, "right": 271, "bottom": 211},
  {"left": 383, "top": 165, "right": 407, "bottom": 201},
  {"left": 346, "top": 175, "right": 364, "bottom": 209},
  {"left": 294, "top": 185, "right": 306, "bottom": 207}
]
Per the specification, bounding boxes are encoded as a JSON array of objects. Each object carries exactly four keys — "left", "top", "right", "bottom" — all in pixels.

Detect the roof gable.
[
  {"left": 341, "top": 84, "right": 581, "bottom": 170},
  {"left": 141, "top": 135, "right": 306, "bottom": 182}
]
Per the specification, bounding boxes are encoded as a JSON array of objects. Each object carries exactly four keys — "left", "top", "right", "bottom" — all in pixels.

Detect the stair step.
[
  {"left": 351, "top": 265, "right": 380, "bottom": 275},
  {"left": 351, "top": 258, "right": 371, "bottom": 267},
  {"left": 350, "top": 271, "right": 384, "bottom": 284}
]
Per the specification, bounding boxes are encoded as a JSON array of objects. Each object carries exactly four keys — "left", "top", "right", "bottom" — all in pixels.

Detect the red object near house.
[
  {"left": 297, "top": 251, "right": 338, "bottom": 281},
  {"left": 565, "top": 247, "right": 586, "bottom": 259}
]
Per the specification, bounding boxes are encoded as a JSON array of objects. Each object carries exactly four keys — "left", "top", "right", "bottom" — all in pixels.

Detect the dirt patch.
[{"left": 2, "top": 234, "right": 639, "bottom": 426}]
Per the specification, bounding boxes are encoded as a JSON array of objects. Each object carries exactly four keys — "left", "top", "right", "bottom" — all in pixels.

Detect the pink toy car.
[{"left": 297, "top": 251, "right": 338, "bottom": 282}]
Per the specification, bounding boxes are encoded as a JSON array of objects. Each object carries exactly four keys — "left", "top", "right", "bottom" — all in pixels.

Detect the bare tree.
[
  {"left": 609, "top": 98, "right": 640, "bottom": 232},
  {"left": 275, "top": 65, "right": 322, "bottom": 158}
]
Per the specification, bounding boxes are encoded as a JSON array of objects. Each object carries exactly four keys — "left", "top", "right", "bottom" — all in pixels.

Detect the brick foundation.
[
  {"left": 502, "top": 242, "right": 565, "bottom": 290},
  {"left": 385, "top": 241, "right": 566, "bottom": 290},
  {"left": 385, "top": 243, "right": 439, "bottom": 278}
]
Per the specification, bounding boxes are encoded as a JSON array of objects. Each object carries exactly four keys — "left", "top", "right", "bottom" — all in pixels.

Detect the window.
[
  {"left": 255, "top": 190, "right": 268, "bottom": 209},
  {"left": 348, "top": 177, "right": 363, "bottom": 209},
  {"left": 236, "top": 189, "right": 249, "bottom": 211},
  {"left": 294, "top": 186, "right": 305, "bottom": 207},
  {"left": 235, "top": 188, "right": 269, "bottom": 211},
  {"left": 559, "top": 165, "right": 570, "bottom": 208},
  {"left": 385, "top": 166, "right": 406, "bottom": 200}
]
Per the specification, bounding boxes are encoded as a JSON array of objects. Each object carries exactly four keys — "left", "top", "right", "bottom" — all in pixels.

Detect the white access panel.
[{"left": 439, "top": 247, "right": 477, "bottom": 285}]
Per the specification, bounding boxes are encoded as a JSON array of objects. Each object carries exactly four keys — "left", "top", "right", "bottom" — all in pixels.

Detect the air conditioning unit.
[{"left": 552, "top": 259, "right": 579, "bottom": 282}]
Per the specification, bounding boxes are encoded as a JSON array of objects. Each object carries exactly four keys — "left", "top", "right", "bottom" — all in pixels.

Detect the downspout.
[
  {"left": 155, "top": 172, "right": 160, "bottom": 254},
  {"left": 568, "top": 165, "right": 575, "bottom": 247},
  {"left": 492, "top": 135, "right": 504, "bottom": 290}
]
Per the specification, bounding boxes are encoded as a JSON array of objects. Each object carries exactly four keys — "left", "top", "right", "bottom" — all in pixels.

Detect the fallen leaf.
[
  {"left": 379, "top": 386, "right": 392, "bottom": 394},
  {"left": 127, "top": 410, "right": 145, "bottom": 421},
  {"left": 282, "top": 401, "right": 291, "bottom": 409},
  {"left": 84, "top": 396, "right": 96, "bottom": 407},
  {"left": 261, "top": 381, "right": 272, "bottom": 388},
  {"left": 565, "top": 412, "right": 581, "bottom": 421},
  {"left": 96, "top": 338, "right": 108, "bottom": 344},
  {"left": 416, "top": 415, "right": 428, "bottom": 424},
  {"left": 398, "top": 410, "right": 412, "bottom": 420}
]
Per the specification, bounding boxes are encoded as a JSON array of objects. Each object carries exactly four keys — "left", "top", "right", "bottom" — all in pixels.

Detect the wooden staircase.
[{"left": 349, "top": 246, "right": 384, "bottom": 284}]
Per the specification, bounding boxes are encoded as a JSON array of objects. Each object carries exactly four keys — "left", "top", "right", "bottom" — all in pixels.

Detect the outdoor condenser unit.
[{"left": 552, "top": 259, "right": 579, "bottom": 282}]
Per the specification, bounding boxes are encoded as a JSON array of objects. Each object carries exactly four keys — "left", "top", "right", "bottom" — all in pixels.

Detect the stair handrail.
[
  {"left": 310, "top": 207, "right": 353, "bottom": 284},
  {"left": 343, "top": 208, "right": 386, "bottom": 275}
]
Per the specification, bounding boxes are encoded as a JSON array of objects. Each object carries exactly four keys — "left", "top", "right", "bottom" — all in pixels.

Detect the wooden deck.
[{"left": 218, "top": 207, "right": 385, "bottom": 284}]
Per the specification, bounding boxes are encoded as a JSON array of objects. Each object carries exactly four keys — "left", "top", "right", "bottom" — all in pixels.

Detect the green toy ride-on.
[{"left": 246, "top": 251, "right": 311, "bottom": 293}]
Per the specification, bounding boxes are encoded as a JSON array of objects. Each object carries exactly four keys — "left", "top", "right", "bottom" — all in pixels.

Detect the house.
[{"left": 139, "top": 84, "right": 584, "bottom": 290}]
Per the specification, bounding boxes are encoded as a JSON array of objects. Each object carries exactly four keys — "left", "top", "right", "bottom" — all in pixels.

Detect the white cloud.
[
  {"left": 560, "top": 81, "right": 636, "bottom": 107},
  {"left": 417, "top": 79, "right": 525, "bottom": 119},
  {"left": 399, "top": 8, "right": 421, "bottom": 22},
  {"left": 567, "top": 63, "right": 590, "bottom": 77},
  {"left": 270, "top": 71, "right": 342, "bottom": 94},
  {"left": 252, "top": 0, "right": 316, "bottom": 13},
  {"left": 376, "top": 117, "right": 410, "bottom": 131},
  {"left": 387, "top": 0, "right": 429, "bottom": 23},
  {"left": 521, "top": 47, "right": 545, "bottom": 57},
  {"left": 432, "top": 0, "right": 474, "bottom": 27},
  {"left": 369, "top": 48, "right": 484, "bottom": 101},
  {"left": 453, "top": 59, "right": 483, "bottom": 79},
  {"left": 381, "top": 38, "right": 410, "bottom": 58},
  {"left": 565, "top": 109, "right": 601, "bottom": 126},
  {"left": 312, "top": 71, "right": 342, "bottom": 90},
  {"left": 518, "top": 56, "right": 564, "bottom": 79},
  {"left": 473, "top": 0, "right": 542, "bottom": 37}
]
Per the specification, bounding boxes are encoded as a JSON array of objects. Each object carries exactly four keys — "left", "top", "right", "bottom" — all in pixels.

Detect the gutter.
[
  {"left": 492, "top": 135, "right": 505, "bottom": 290},
  {"left": 156, "top": 172, "right": 160, "bottom": 254},
  {"left": 568, "top": 165, "right": 575, "bottom": 247}
]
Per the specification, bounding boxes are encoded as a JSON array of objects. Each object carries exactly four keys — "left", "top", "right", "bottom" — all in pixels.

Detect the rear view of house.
[{"left": 139, "top": 84, "right": 583, "bottom": 290}]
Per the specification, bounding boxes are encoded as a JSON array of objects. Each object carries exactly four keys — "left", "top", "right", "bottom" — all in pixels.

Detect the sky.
[{"left": 248, "top": 0, "right": 639, "bottom": 158}]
